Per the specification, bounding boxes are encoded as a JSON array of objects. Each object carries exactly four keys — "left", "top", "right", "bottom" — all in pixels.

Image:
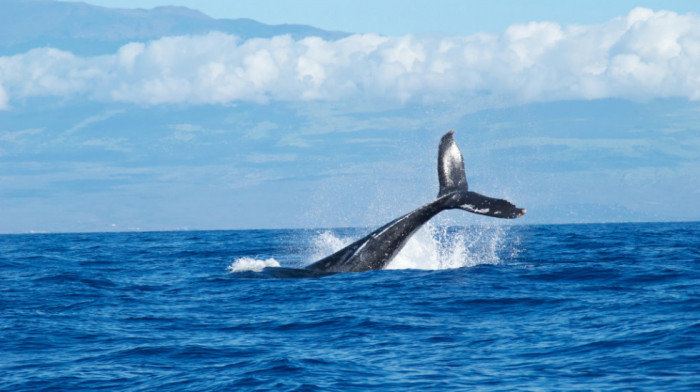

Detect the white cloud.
[
  {"left": 0, "top": 84, "right": 8, "bottom": 110},
  {"left": 65, "top": 110, "right": 125, "bottom": 134},
  {"left": 0, "top": 128, "right": 44, "bottom": 142},
  {"left": 246, "top": 153, "right": 298, "bottom": 163},
  {"left": 82, "top": 137, "right": 132, "bottom": 152},
  {"left": 168, "top": 123, "right": 206, "bottom": 142},
  {"left": 245, "top": 121, "right": 278, "bottom": 139},
  {"left": 170, "top": 123, "right": 205, "bottom": 132},
  {"left": 1, "top": 8, "right": 700, "bottom": 108}
]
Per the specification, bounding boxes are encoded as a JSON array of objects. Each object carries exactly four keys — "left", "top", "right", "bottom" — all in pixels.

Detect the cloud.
[
  {"left": 168, "top": 123, "right": 206, "bottom": 142},
  {"left": 0, "top": 84, "right": 8, "bottom": 110},
  {"left": 66, "top": 109, "right": 125, "bottom": 134},
  {"left": 165, "top": 123, "right": 228, "bottom": 142},
  {"left": 1, "top": 8, "right": 700, "bottom": 108},
  {"left": 0, "top": 128, "right": 44, "bottom": 143},
  {"left": 82, "top": 137, "right": 132, "bottom": 152},
  {"left": 246, "top": 153, "right": 298, "bottom": 163},
  {"left": 245, "top": 121, "right": 278, "bottom": 139}
]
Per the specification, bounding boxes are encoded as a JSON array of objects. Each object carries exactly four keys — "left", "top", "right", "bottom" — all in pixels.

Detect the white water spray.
[
  {"left": 227, "top": 257, "right": 280, "bottom": 272},
  {"left": 305, "top": 222, "right": 510, "bottom": 271},
  {"left": 228, "top": 223, "right": 513, "bottom": 273}
]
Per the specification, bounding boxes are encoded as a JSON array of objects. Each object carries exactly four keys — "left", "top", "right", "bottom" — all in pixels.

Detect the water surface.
[{"left": 1, "top": 222, "right": 698, "bottom": 391}]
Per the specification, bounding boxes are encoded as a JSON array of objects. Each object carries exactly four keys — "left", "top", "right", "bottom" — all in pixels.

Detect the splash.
[
  {"left": 387, "top": 223, "right": 508, "bottom": 270},
  {"left": 308, "top": 230, "right": 353, "bottom": 262},
  {"left": 227, "top": 257, "right": 280, "bottom": 272},
  {"left": 305, "top": 222, "right": 513, "bottom": 271}
]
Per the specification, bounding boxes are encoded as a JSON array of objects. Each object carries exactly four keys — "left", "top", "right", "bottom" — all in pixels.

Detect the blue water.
[{"left": 1, "top": 222, "right": 699, "bottom": 391}]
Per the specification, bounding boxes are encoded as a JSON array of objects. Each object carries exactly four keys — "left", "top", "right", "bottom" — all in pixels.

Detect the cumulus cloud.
[{"left": 1, "top": 8, "right": 700, "bottom": 108}]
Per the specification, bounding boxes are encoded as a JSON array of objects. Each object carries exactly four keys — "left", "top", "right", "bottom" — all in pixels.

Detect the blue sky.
[
  {"left": 80, "top": 0, "right": 700, "bottom": 36},
  {"left": 1, "top": 1, "right": 699, "bottom": 233}
]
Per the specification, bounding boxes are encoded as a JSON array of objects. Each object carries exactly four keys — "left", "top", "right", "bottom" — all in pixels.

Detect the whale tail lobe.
[
  {"left": 437, "top": 130, "right": 468, "bottom": 197},
  {"left": 437, "top": 131, "right": 525, "bottom": 219}
]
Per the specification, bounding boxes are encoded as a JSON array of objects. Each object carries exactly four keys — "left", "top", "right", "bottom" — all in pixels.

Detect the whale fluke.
[
  {"left": 438, "top": 130, "right": 468, "bottom": 197},
  {"left": 304, "top": 130, "right": 525, "bottom": 273},
  {"left": 458, "top": 192, "right": 526, "bottom": 219}
]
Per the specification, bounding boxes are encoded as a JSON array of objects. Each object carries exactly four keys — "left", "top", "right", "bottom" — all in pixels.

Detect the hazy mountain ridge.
[{"left": 0, "top": 0, "right": 348, "bottom": 55}]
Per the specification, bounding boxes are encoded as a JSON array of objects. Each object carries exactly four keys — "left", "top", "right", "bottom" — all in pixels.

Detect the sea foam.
[{"left": 227, "top": 257, "right": 280, "bottom": 272}]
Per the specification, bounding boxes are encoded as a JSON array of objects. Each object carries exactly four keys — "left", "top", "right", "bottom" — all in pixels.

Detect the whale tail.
[{"left": 437, "top": 131, "right": 525, "bottom": 219}]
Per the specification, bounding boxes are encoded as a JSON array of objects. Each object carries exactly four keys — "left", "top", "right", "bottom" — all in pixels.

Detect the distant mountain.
[{"left": 0, "top": 0, "right": 348, "bottom": 55}]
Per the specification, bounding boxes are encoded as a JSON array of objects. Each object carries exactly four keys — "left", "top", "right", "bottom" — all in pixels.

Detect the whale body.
[{"left": 305, "top": 131, "right": 525, "bottom": 273}]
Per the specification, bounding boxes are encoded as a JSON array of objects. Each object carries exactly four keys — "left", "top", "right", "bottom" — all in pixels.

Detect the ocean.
[{"left": 1, "top": 221, "right": 698, "bottom": 391}]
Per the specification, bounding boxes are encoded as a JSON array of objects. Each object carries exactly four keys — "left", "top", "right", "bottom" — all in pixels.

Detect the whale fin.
[
  {"left": 438, "top": 130, "right": 468, "bottom": 197},
  {"left": 459, "top": 191, "right": 526, "bottom": 219},
  {"left": 437, "top": 131, "right": 525, "bottom": 219}
]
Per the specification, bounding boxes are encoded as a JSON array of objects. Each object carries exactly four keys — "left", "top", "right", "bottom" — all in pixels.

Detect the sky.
[
  {"left": 1, "top": 1, "right": 699, "bottom": 233},
  {"left": 79, "top": 0, "right": 700, "bottom": 35}
]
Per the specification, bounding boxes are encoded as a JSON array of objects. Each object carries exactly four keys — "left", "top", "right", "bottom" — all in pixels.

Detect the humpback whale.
[{"left": 305, "top": 131, "right": 525, "bottom": 273}]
